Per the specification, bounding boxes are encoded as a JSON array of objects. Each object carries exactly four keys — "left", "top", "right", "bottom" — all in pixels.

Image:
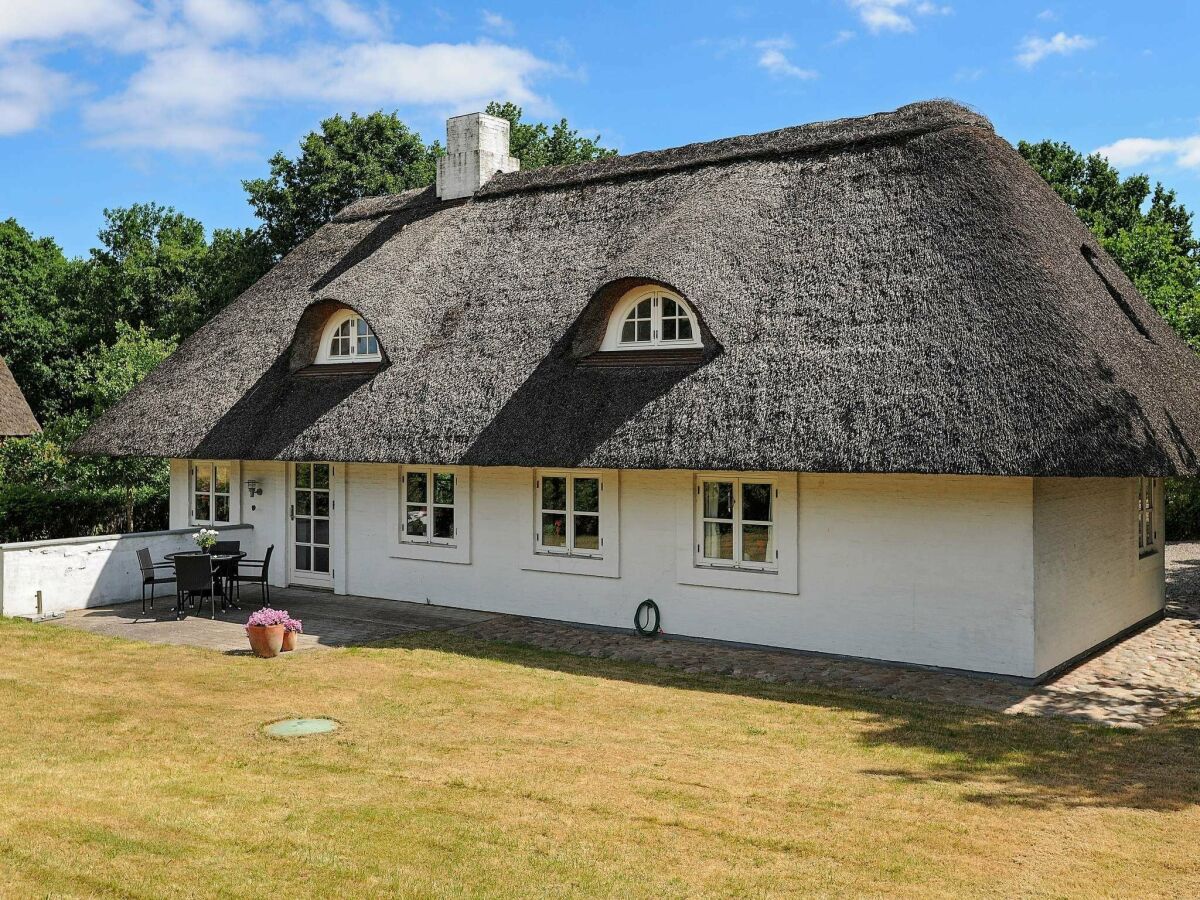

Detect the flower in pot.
[
  {"left": 245, "top": 607, "right": 290, "bottom": 658},
  {"left": 193, "top": 528, "right": 219, "bottom": 552},
  {"left": 281, "top": 617, "right": 303, "bottom": 652}
]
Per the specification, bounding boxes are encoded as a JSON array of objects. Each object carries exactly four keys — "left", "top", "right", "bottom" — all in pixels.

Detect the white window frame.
[
  {"left": 315, "top": 309, "right": 382, "bottom": 364},
  {"left": 521, "top": 469, "right": 620, "bottom": 578},
  {"left": 600, "top": 286, "right": 702, "bottom": 351},
  {"left": 675, "top": 471, "right": 798, "bottom": 595},
  {"left": 387, "top": 465, "right": 471, "bottom": 565},
  {"left": 189, "top": 460, "right": 234, "bottom": 526},
  {"left": 400, "top": 466, "right": 460, "bottom": 547},
  {"left": 535, "top": 470, "right": 606, "bottom": 558},
  {"left": 1137, "top": 476, "right": 1160, "bottom": 557},
  {"left": 694, "top": 475, "right": 779, "bottom": 572}
]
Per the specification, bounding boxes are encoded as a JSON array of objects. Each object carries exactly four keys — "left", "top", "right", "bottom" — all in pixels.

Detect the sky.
[{"left": 2, "top": 0, "right": 1199, "bottom": 258}]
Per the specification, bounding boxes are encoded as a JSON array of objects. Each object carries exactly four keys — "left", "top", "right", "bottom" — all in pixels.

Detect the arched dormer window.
[
  {"left": 316, "top": 309, "right": 382, "bottom": 364},
  {"left": 601, "top": 286, "right": 702, "bottom": 351}
]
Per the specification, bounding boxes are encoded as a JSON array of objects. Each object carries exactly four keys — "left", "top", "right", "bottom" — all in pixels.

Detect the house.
[
  {"left": 74, "top": 101, "right": 1200, "bottom": 680},
  {"left": 0, "top": 355, "right": 39, "bottom": 439}
]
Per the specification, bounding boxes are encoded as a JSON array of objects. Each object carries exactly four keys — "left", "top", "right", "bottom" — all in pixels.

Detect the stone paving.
[{"left": 55, "top": 543, "right": 1200, "bottom": 729}]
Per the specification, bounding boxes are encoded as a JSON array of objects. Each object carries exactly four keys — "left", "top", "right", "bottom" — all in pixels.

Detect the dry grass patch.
[{"left": 0, "top": 618, "right": 1199, "bottom": 897}]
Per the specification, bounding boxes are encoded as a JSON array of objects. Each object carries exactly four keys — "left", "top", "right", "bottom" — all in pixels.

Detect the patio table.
[{"left": 165, "top": 551, "right": 247, "bottom": 611}]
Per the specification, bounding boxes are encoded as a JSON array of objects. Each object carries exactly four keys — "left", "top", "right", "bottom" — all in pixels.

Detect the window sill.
[
  {"left": 523, "top": 551, "right": 618, "bottom": 579},
  {"left": 389, "top": 541, "right": 470, "bottom": 565},
  {"left": 694, "top": 562, "right": 778, "bottom": 575}
]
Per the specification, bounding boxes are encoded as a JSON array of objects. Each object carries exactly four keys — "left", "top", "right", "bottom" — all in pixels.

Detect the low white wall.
[
  {"left": 1033, "top": 478, "right": 1165, "bottom": 676},
  {"left": 0, "top": 524, "right": 254, "bottom": 617}
]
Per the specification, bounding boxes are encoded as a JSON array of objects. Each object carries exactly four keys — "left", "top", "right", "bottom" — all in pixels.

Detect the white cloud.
[
  {"left": 1095, "top": 135, "right": 1200, "bottom": 170},
  {"left": 84, "top": 41, "right": 550, "bottom": 152},
  {"left": 481, "top": 9, "right": 515, "bottom": 37},
  {"left": 755, "top": 38, "right": 816, "bottom": 79},
  {"left": 1015, "top": 31, "right": 1095, "bottom": 68},
  {"left": 1036, "top": 9, "right": 1057, "bottom": 21},
  {"left": 830, "top": 29, "right": 856, "bottom": 46},
  {"left": 312, "top": 0, "right": 380, "bottom": 39},
  {"left": 0, "top": 52, "right": 73, "bottom": 133},
  {"left": 847, "top": 0, "right": 914, "bottom": 33},
  {"left": 0, "top": 0, "right": 142, "bottom": 46},
  {"left": 845, "top": 0, "right": 951, "bottom": 34},
  {"left": 181, "top": 0, "right": 261, "bottom": 41}
]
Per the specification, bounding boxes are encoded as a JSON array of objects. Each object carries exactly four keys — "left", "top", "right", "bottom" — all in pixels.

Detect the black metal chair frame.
[
  {"left": 173, "top": 553, "right": 223, "bottom": 619},
  {"left": 231, "top": 545, "right": 274, "bottom": 606},
  {"left": 137, "top": 547, "right": 176, "bottom": 615}
]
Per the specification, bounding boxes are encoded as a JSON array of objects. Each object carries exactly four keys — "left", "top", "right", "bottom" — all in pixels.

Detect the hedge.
[{"left": 0, "top": 483, "right": 169, "bottom": 543}]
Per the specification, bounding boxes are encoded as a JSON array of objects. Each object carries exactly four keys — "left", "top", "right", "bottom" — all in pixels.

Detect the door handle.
[{"left": 290, "top": 504, "right": 294, "bottom": 520}]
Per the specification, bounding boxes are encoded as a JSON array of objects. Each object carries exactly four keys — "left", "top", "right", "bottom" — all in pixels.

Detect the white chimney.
[{"left": 435, "top": 112, "right": 520, "bottom": 201}]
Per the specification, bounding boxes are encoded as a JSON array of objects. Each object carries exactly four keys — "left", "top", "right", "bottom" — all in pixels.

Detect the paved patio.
[{"left": 55, "top": 543, "right": 1200, "bottom": 729}]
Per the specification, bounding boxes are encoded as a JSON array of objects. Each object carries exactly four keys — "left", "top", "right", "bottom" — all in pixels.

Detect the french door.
[{"left": 290, "top": 462, "right": 333, "bottom": 588}]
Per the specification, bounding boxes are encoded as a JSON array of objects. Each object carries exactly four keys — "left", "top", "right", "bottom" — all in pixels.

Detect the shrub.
[
  {"left": 1166, "top": 477, "right": 1200, "bottom": 541},
  {"left": 0, "top": 482, "right": 168, "bottom": 543}
]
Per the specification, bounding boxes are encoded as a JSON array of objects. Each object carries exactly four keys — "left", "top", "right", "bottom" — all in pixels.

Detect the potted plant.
[
  {"left": 192, "top": 528, "right": 219, "bottom": 552},
  {"left": 281, "top": 616, "right": 303, "bottom": 652},
  {"left": 245, "top": 607, "right": 290, "bottom": 658}
]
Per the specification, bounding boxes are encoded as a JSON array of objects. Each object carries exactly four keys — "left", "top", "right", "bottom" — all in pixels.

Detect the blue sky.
[{"left": 2, "top": 0, "right": 1199, "bottom": 257}]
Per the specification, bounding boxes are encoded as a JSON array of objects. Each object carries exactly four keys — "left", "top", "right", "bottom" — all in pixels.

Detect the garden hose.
[{"left": 634, "top": 599, "right": 661, "bottom": 636}]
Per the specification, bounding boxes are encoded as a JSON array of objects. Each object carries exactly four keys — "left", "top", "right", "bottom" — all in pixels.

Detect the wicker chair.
[
  {"left": 136, "top": 547, "right": 176, "bottom": 615},
  {"left": 230, "top": 545, "right": 274, "bottom": 606}
]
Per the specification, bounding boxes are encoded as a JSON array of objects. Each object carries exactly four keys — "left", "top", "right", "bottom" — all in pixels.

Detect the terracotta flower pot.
[
  {"left": 246, "top": 624, "right": 285, "bottom": 658},
  {"left": 281, "top": 631, "right": 297, "bottom": 652}
]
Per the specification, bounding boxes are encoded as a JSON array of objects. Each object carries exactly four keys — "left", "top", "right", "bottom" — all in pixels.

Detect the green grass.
[{"left": 1, "top": 617, "right": 1199, "bottom": 898}]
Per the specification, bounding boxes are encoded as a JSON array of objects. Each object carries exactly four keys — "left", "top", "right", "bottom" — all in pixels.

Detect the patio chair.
[
  {"left": 212, "top": 540, "right": 241, "bottom": 555},
  {"left": 230, "top": 545, "right": 273, "bottom": 606},
  {"left": 137, "top": 547, "right": 176, "bottom": 615},
  {"left": 174, "top": 554, "right": 221, "bottom": 620}
]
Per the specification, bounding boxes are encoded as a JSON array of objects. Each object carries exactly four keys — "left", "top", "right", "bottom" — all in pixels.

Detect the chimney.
[{"left": 435, "top": 112, "right": 520, "bottom": 201}]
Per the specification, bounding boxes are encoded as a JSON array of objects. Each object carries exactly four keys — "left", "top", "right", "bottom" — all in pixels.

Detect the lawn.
[{"left": 1, "top": 618, "right": 1198, "bottom": 898}]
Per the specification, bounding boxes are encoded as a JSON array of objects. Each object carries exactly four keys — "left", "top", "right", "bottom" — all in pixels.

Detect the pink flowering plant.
[
  {"left": 284, "top": 617, "right": 303, "bottom": 634},
  {"left": 245, "top": 607, "right": 290, "bottom": 629}
]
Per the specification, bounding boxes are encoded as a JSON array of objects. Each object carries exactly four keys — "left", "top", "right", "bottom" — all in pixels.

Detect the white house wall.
[
  {"left": 168, "top": 462, "right": 1171, "bottom": 678},
  {"left": 341, "top": 466, "right": 1037, "bottom": 677},
  {"left": 1033, "top": 477, "right": 1164, "bottom": 677}
]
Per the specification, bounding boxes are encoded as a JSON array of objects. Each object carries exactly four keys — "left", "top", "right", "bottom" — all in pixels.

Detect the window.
[
  {"left": 401, "top": 467, "right": 458, "bottom": 545},
  {"left": 316, "top": 310, "right": 381, "bottom": 364},
  {"left": 536, "top": 472, "right": 603, "bottom": 557},
  {"left": 695, "top": 476, "right": 777, "bottom": 570},
  {"left": 191, "top": 461, "right": 231, "bottom": 525},
  {"left": 1138, "top": 476, "right": 1159, "bottom": 556},
  {"left": 601, "top": 287, "right": 702, "bottom": 351}
]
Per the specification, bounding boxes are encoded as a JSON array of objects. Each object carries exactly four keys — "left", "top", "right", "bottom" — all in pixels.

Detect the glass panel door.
[{"left": 292, "top": 462, "right": 332, "bottom": 586}]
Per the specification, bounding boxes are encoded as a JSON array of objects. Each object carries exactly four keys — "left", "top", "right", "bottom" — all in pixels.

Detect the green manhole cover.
[{"left": 265, "top": 718, "right": 338, "bottom": 737}]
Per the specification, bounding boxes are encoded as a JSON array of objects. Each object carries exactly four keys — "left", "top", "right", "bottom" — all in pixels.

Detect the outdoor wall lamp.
[{"left": 245, "top": 479, "right": 264, "bottom": 497}]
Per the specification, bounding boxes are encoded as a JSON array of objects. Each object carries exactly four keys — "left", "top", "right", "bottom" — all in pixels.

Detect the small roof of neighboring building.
[
  {"left": 0, "top": 355, "right": 40, "bottom": 438},
  {"left": 74, "top": 100, "right": 1200, "bottom": 476}
]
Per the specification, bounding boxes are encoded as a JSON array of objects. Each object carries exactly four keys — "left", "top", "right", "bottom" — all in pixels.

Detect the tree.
[
  {"left": 484, "top": 101, "right": 616, "bottom": 171},
  {"left": 244, "top": 105, "right": 616, "bottom": 260},
  {"left": 244, "top": 111, "right": 438, "bottom": 260},
  {"left": 0, "top": 219, "right": 76, "bottom": 420}
]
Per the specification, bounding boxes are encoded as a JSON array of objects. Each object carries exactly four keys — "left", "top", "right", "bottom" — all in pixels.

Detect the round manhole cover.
[{"left": 265, "top": 718, "right": 338, "bottom": 737}]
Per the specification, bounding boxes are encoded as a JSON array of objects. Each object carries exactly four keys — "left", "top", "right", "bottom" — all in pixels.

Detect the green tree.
[
  {"left": 0, "top": 219, "right": 76, "bottom": 420},
  {"left": 243, "top": 111, "right": 439, "bottom": 260},
  {"left": 484, "top": 101, "right": 616, "bottom": 171},
  {"left": 244, "top": 105, "right": 616, "bottom": 260}
]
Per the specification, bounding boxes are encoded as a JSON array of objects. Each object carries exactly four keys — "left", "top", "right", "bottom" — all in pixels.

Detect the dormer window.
[
  {"left": 316, "top": 310, "right": 382, "bottom": 364},
  {"left": 601, "top": 287, "right": 702, "bottom": 351}
]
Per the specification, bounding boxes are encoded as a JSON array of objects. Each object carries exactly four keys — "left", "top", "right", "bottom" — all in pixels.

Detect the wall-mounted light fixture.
[{"left": 245, "top": 479, "right": 264, "bottom": 497}]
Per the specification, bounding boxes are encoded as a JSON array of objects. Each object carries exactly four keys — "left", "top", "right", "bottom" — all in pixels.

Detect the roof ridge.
[{"left": 334, "top": 99, "right": 990, "bottom": 222}]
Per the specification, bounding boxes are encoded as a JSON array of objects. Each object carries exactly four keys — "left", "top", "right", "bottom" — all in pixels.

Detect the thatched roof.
[
  {"left": 0, "top": 355, "right": 39, "bottom": 438},
  {"left": 74, "top": 100, "right": 1200, "bottom": 476}
]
